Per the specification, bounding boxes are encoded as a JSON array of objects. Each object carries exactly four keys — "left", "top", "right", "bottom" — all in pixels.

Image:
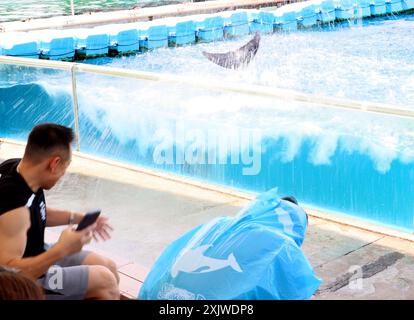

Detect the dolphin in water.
[
  {"left": 202, "top": 32, "right": 261, "bottom": 69},
  {"left": 171, "top": 245, "right": 243, "bottom": 278}
]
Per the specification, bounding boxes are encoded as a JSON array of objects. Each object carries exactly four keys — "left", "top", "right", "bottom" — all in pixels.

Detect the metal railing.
[{"left": 1, "top": 55, "right": 414, "bottom": 151}]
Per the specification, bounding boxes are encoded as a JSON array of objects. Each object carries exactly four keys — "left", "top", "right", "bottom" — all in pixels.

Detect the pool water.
[
  {"left": 1, "top": 14, "right": 413, "bottom": 232},
  {"left": 0, "top": 0, "right": 190, "bottom": 23}
]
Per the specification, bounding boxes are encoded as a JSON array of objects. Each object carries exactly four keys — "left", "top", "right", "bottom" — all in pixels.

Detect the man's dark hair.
[{"left": 24, "top": 123, "right": 74, "bottom": 163}]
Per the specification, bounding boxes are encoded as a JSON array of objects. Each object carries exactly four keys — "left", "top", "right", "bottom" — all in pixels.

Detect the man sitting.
[{"left": 0, "top": 123, "right": 119, "bottom": 300}]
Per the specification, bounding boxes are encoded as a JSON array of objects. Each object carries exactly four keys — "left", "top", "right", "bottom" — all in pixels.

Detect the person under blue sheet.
[{"left": 139, "top": 188, "right": 321, "bottom": 300}]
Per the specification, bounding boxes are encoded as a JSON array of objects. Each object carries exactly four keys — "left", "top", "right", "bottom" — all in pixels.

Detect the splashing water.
[
  {"left": 87, "top": 14, "right": 414, "bottom": 107},
  {"left": 1, "top": 14, "right": 414, "bottom": 231},
  {"left": 0, "top": 0, "right": 190, "bottom": 23}
]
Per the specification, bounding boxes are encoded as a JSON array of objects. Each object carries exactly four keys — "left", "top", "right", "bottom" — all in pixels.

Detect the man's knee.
[
  {"left": 106, "top": 259, "right": 119, "bottom": 283},
  {"left": 86, "top": 265, "right": 119, "bottom": 300},
  {"left": 83, "top": 253, "right": 120, "bottom": 284},
  {"left": 97, "top": 257, "right": 119, "bottom": 284}
]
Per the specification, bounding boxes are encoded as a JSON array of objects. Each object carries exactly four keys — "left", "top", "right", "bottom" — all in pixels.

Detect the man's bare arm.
[
  {"left": 46, "top": 207, "right": 84, "bottom": 227},
  {"left": 0, "top": 207, "right": 93, "bottom": 279},
  {"left": 47, "top": 208, "right": 114, "bottom": 242},
  {"left": 5, "top": 244, "right": 68, "bottom": 279}
]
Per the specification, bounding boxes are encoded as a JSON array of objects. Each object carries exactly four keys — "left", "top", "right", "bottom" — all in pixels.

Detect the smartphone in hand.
[{"left": 76, "top": 210, "right": 101, "bottom": 231}]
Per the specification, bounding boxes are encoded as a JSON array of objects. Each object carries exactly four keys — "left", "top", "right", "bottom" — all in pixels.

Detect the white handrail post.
[
  {"left": 70, "top": 0, "right": 75, "bottom": 16},
  {"left": 71, "top": 64, "right": 81, "bottom": 152}
]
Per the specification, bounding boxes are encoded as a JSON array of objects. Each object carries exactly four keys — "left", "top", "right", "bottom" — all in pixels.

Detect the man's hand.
[
  {"left": 91, "top": 216, "right": 113, "bottom": 242},
  {"left": 55, "top": 224, "right": 95, "bottom": 256}
]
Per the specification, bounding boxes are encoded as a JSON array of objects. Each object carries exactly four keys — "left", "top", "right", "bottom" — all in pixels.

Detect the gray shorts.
[{"left": 37, "top": 244, "right": 91, "bottom": 300}]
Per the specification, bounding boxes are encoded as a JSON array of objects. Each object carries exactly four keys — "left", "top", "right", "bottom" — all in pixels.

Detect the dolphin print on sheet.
[
  {"left": 139, "top": 188, "right": 321, "bottom": 300},
  {"left": 202, "top": 32, "right": 261, "bottom": 69},
  {"left": 171, "top": 244, "right": 242, "bottom": 278}
]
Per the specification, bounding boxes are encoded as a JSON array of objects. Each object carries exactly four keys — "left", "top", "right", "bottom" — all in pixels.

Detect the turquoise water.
[
  {"left": 0, "top": 14, "right": 413, "bottom": 232},
  {"left": 0, "top": 0, "right": 190, "bottom": 23}
]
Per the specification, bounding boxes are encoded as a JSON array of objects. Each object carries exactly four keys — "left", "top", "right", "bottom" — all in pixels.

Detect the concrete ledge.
[{"left": 306, "top": 208, "right": 414, "bottom": 243}]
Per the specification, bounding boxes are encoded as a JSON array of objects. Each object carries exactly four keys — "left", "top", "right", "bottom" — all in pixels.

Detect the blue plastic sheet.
[{"left": 139, "top": 188, "right": 322, "bottom": 300}]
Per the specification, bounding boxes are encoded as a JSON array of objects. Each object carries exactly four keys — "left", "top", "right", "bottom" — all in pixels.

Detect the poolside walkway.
[
  {"left": 1, "top": 139, "right": 414, "bottom": 299},
  {"left": 0, "top": 0, "right": 292, "bottom": 32}
]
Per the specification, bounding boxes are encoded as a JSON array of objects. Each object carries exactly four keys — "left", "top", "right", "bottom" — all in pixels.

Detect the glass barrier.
[
  {"left": 73, "top": 69, "right": 414, "bottom": 233},
  {"left": 1, "top": 57, "right": 413, "bottom": 233},
  {"left": 0, "top": 64, "right": 75, "bottom": 141}
]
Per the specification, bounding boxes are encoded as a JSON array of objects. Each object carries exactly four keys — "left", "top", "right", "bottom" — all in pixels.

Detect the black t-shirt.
[{"left": 0, "top": 158, "right": 46, "bottom": 257}]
